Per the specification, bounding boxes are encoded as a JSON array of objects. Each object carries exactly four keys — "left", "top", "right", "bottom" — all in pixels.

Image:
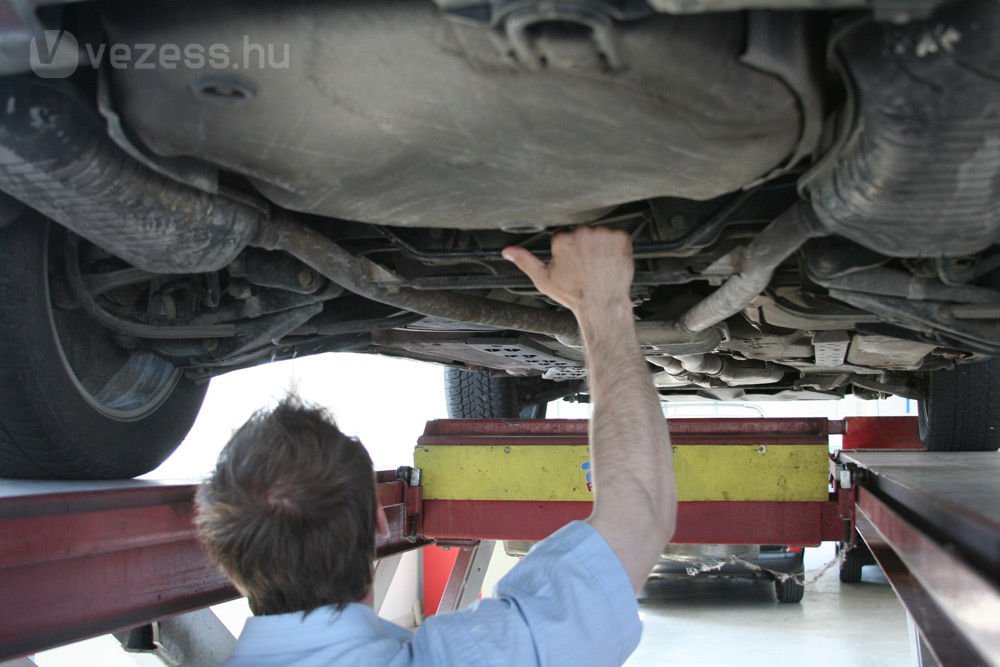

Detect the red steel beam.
[
  {"left": 0, "top": 482, "right": 236, "bottom": 661},
  {"left": 841, "top": 416, "right": 923, "bottom": 450},
  {"left": 422, "top": 499, "right": 843, "bottom": 545},
  {"left": 0, "top": 474, "right": 420, "bottom": 661}
]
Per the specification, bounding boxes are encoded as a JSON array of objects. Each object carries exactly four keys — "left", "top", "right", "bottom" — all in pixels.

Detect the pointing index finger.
[{"left": 502, "top": 246, "right": 550, "bottom": 288}]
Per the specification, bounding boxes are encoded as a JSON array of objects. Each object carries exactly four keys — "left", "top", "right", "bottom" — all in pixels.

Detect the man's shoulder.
[{"left": 410, "top": 520, "right": 641, "bottom": 667}]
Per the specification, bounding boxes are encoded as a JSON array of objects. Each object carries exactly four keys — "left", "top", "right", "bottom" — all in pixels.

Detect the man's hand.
[
  {"left": 502, "top": 227, "right": 633, "bottom": 320},
  {"left": 503, "top": 226, "right": 676, "bottom": 594}
]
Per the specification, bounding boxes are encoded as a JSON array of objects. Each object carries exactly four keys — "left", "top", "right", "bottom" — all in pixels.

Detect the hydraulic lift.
[{"left": 0, "top": 417, "right": 996, "bottom": 666}]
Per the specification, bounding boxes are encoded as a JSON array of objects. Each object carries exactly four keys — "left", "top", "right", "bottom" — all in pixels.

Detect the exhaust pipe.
[
  {"left": 0, "top": 77, "right": 811, "bottom": 354},
  {"left": 253, "top": 217, "right": 582, "bottom": 339},
  {"left": 650, "top": 354, "right": 785, "bottom": 387},
  {"left": 0, "top": 77, "right": 259, "bottom": 273},
  {"left": 679, "top": 202, "right": 826, "bottom": 334},
  {"left": 0, "top": 77, "right": 585, "bottom": 341},
  {"left": 255, "top": 217, "right": 728, "bottom": 351}
]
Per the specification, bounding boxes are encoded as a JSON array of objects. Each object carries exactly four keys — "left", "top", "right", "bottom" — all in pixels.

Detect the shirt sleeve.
[{"left": 410, "top": 521, "right": 642, "bottom": 667}]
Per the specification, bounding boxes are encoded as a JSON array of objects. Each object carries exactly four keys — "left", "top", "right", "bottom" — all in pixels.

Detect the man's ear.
[{"left": 375, "top": 500, "right": 390, "bottom": 539}]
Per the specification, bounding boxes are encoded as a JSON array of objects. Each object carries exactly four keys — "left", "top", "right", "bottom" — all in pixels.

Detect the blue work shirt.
[{"left": 221, "top": 521, "right": 642, "bottom": 666}]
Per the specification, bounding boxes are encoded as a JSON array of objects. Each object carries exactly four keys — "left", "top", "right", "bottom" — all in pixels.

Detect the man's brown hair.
[{"left": 195, "top": 395, "right": 377, "bottom": 616}]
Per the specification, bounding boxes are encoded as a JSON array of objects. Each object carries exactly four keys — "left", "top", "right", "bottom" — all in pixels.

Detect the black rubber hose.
[{"left": 0, "top": 77, "right": 259, "bottom": 273}]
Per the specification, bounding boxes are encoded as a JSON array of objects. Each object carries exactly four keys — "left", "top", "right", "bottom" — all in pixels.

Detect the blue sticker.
[{"left": 581, "top": 461, "right": 593, "bottom": 493}]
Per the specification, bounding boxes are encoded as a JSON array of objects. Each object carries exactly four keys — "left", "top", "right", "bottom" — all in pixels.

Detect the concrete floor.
[{"left": 626, "top": 543, "right": 915, "bottom": 667}]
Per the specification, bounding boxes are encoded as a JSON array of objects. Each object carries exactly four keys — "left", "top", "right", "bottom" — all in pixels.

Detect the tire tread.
[
  {"left": 444, "top": 368, "right": 518, "bottom": 419},
  {"left": 922, "top": 360, "right": 1000, "bottom": 452}
]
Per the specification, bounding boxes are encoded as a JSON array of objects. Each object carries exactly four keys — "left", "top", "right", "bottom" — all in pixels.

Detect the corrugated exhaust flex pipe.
[{"left": 0, "top": 77, "right": 259, "bottom": 273}]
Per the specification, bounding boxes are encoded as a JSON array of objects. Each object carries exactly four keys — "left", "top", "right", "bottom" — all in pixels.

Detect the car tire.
[
  {"left": 0, "top": 213, "right": 208, "bottom": 479},
  {"left": 444, "top": 368, "right": 547, "bottom": 419},
  {"left": 838, "top": 542, "right": 868, "bottom": 583},
  {"left": 918, "top": 359, "right": 1000, "bottom": 452},
  {"left": 774, "top": 551, "right": 805, "bottom": 604},
  {"left": 775, "top": 576, "right": 805, "bottom": 604}
]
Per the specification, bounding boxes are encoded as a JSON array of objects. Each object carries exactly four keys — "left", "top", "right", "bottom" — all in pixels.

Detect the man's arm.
[{"left": 503, "top": 227, "right": 677, "bottom": 593}]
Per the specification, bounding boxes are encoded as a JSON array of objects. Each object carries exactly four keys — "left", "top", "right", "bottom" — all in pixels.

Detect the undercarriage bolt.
[{"left": 297, "top": 269, "right": 318, "bottom": 289}]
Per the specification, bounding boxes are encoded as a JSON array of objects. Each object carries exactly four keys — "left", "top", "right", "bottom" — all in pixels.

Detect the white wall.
[{"left": 144, "top": 352, "right": 449, "bottom": 481}]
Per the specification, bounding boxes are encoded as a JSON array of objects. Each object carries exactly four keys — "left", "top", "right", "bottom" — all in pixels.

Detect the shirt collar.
[{"left": 231, "top": 603, "right": 398, "bottom": 656}]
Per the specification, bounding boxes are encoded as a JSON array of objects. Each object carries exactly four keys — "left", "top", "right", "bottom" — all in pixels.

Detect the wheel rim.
[{"left": 46, "top": 229, "right": 182, "bottom": 422}]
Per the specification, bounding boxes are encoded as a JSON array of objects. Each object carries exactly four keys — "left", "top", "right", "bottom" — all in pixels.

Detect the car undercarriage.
[{"left": 0, "top": 0, "right": 997, "bottom": 477}]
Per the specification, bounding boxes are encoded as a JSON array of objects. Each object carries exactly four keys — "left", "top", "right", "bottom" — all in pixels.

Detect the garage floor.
[{"left": 626, "top": 543, "right": 914, "bottom": 666}]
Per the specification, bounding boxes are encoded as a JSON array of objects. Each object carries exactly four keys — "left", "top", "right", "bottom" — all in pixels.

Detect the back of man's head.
[{"left": 195, "top": 395, "right": 377, "bottom": 616}]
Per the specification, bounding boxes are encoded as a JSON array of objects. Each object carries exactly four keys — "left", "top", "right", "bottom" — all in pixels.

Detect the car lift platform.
[
  {"left": 836, "top": 450, "right": 1000, "bottom": 667},
  {"left": 0, "top": 417, "right": 996, "bottom": 666}
]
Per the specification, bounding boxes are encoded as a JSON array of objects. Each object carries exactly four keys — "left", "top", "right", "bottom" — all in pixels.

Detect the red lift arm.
[
  {"left": 0, "top": 477, "right": 427, "bottom": 661},
  {"left": 2, "top": 416, "right": 995, "bottom": 667}
]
